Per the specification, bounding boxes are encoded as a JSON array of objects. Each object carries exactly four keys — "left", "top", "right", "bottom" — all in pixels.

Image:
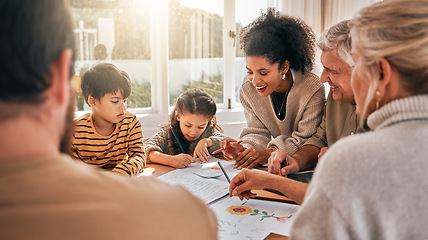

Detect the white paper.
[
  {"left": 193, "top": 161, "right": 224, "bottom": 178},
  {"left": 210, "top": 197, "right": 301, "bottom": 238},
  {"left": 158, "top": 168, "right": 229, "bottom": 204}
]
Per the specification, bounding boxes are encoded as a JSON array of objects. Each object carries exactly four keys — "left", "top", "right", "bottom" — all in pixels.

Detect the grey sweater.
[
  {"left": 291, "top": 94, "right": 428, "bottom": 240},
  {"left": 144, "top": 125, "right": 227, "bottom": 163},
  {"left": 239, "top": 70, "right": 325, "bottom": 155}
]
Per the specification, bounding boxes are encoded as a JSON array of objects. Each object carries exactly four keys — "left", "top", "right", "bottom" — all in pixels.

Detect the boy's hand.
[
  {"left": 170, "top": 154, "right": 193, "bottom": 168},
  {"left": 193, "top": 138, "right": 213, "bottom": 163}
]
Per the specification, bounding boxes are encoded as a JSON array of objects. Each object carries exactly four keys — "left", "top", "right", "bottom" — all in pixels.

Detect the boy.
[{"left": 71, "top": 63, "right": 146, "bottom": 176}]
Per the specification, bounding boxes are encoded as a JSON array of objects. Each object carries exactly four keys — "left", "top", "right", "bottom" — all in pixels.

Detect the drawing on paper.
[
  {"left": 217, "top": 220, "right": 269, "bottom": 239},
  {"left": 226, "top": 205, "right": 253, "bottom": 215},
  {"left": 206, "top": 165, "right": 221, "bottom": 170},
  {"left": 226, "top": 204, "right": 293, "bottom": 223}
]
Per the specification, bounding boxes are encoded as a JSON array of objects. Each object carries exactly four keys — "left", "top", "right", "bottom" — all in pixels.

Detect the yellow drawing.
[{"left": 226, "top": 205, "right": 253, "bottom": 215}]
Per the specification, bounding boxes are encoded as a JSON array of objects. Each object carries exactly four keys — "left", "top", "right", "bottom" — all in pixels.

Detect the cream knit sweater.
[
  {"left": 291, "top": 94, "right": 428, "bottom": 240},
  {"left": 239, "top": 70, "right": 325, "bottom": 155}
]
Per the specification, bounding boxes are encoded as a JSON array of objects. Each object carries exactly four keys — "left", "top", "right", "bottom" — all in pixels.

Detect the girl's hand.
[
  {"left": 170, "top": 154, "right": 193, "bottom": 168},
  {"left": 221, "top": 139, "right": 245, "bottom": 160},
  {"left": 234, "top": 148, "right": 272, "bottom": 169},
  {"left": 193, "top": 138, "right": 213, "bottom": 163}
]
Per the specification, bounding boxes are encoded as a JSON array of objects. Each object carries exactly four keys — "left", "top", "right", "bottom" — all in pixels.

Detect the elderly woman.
[
  {"left": 290, "top": 0, "right": 428, "bottom": 239},
  {"left": 222, "top": 8, "right": 325, "bottom": 169}
]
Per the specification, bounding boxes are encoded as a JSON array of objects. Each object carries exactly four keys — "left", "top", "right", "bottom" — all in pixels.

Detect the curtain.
[{"left": 278, "top": 0, "right": 380, "bottom": 39}]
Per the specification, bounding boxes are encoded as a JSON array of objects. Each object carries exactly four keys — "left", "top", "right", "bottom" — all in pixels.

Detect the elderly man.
[
  {"left": 268, "top": 19, "right": 366, "bottom": 177},
  {"left": 229, "top": 20, "right": 365, "bottom": 204},
  {"left": 0, "top": 1, "right": 217, "bottom": 239}
]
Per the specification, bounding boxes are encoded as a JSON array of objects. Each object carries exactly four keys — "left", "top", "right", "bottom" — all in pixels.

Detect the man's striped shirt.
[{"left": 71, "top": 112, "right": 146, "bottom": 176}]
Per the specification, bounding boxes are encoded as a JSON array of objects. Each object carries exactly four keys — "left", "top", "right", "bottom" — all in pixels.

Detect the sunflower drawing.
[{"left": 226, "top": 205, "right": 253, "bottom": 215}]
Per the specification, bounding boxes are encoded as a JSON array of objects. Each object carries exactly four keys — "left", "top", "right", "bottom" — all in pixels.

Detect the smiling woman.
[{"left": 222, "top": 8, "right": 325, "bottom": 169}]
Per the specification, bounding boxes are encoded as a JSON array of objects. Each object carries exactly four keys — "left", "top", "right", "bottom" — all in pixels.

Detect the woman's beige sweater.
[{"left": 239, "top": 70, "right": 325, "bottom": 155}]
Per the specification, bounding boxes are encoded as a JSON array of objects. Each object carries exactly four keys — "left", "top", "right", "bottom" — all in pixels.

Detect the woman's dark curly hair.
[{"left": 240, "top": 8, "right": 316, "bottom": 73}]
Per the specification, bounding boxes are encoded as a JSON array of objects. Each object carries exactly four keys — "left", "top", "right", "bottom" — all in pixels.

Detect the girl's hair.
[
  {"left": 163, "top": 89, "right": 220, "bottom": 154},
  {"left": 349, "top": 0, "right": 428, "bottom": 118},
  {"left": 317, "top": 20, "right": 353, "bottom": 68},
  {"left": 240, "top": 8, "right": 316, "bottom": 73},
  {"left": 81, "top": 63, "right": 131, "bottom": 104}
]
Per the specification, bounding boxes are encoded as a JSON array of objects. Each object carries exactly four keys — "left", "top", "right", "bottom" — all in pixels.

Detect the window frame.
[{"left": 135, "top": 0, "right": 247, "bottom": 139}]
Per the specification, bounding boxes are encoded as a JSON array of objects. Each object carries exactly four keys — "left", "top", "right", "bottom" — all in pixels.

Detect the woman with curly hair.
[{"left": 222, "top": 8, "right": 325, "bottom": 169}]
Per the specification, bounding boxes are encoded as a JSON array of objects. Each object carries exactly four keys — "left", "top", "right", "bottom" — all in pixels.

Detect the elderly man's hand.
[{"left": 268, "top": 149, "right": 300, "bottom": 176}]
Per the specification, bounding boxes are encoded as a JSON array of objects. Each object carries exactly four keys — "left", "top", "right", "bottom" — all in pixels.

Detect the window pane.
[
  {"left": 235, "top": 0, "right": 268, "bottom": 102},
  {"left": 68, "top": 0, "right": 152, "bottom": 111},
  {"left": 168, "top": 0, "right": 224, "bottom": 105}
]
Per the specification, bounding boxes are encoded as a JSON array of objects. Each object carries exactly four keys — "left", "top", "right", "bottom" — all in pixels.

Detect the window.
[
  {"left": 234, "top": 0, "right": 269, "bottom": 102},
  {"left": 69, "top": 0, "right": 152, "bottom": 112},
  {"left": 168, "top": 0, "right": 224, "bottom": 105},
  {"left": 68, "top": 0, "right": 271, "bottom": 139}
]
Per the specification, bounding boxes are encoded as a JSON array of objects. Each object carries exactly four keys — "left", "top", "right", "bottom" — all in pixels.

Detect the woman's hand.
[
  {"left": 170, "top": 154, "right": 194, "bottom": 168},
  {"left": 193, "top": 138, "right": 213, "bottom": 163},
  {"left": 221, "top": 139, "right": 245, "bottom": 160},
  {"left": 229, "top": 168, "right": 272, "bottom": 200},
  {"left": 234, "top": 148, "right": 272, "bottom": 169}
]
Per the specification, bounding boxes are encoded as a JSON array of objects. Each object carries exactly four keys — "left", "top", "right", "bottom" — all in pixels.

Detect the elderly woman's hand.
[{"left": 229, "top": 168, "right": 272, "bottom": 200}]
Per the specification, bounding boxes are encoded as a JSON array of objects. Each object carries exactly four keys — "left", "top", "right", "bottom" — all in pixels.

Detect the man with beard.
[{"left": 0, "top": 1, "right": 217, "bottom": 239}]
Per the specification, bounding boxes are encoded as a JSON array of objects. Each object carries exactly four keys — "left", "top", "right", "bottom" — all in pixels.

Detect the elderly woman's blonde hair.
[{"left": 349, "top": 0, "right": 428, "bottom": 118}]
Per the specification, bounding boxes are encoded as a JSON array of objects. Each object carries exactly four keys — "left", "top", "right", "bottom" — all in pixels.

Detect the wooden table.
[{"left": 141, "top": 162, "right": 294, "bottom": 240}]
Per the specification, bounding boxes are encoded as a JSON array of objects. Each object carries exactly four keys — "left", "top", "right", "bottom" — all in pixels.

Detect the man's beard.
[{"left": 60, "top": 89, "right": 76, "bottom": 154}]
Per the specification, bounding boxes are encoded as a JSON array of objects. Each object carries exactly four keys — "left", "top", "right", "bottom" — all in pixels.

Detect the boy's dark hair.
[
  {"left": 240, "top": 8, "right": 316, "bottom": 73},
  {"left": 164, "top": 89, "right": 220, "bottom": 155},
  {"left": 81, "top": 63, "right": 132, "bottom": 104},
  {"left": 0, "top": 0, "right": 76, "bottom": 104}
]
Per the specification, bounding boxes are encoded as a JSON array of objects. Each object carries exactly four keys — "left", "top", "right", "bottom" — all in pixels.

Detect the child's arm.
[
  {"left": 145, "top": 127, "right": 193, "bottom": 168},
  {"left": 207, "top": 127, "right": 228, "bottom": 155},
  {"left": 112, "top": 118, "right": 146, "bottom": 176},
  {"left": 193, "top": 138, "right": 213, "bottom": 162},
  {"left": 149, "top": 151, "right": 193, "bottom": 168},
  {"left": 192, "top": 127, "right": 228, "bottom": 162}
]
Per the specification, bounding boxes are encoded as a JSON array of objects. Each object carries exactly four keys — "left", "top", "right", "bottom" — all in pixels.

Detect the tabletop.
[{"left": 141, "top": 162, "right": 295, "bottom": 240}]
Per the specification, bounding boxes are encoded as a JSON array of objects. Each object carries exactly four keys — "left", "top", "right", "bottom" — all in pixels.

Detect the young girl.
[{"left": 145, "top": 89, "right": 227, "bottom": 168}]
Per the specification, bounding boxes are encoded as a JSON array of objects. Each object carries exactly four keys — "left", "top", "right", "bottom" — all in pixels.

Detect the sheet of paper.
[
  {"left": 215, "top": 160, "right": 240, "bottom": 182},
  {"left": 193, "top": 161, "right": 224, "bottom": 178},
  {"left": 192, "top": 160, "right": 240, "bottom": 181},
  {"left": 217, "top": 220, "right": 270, "bottom": 240},
  {"left": 158, "top": 169, "right": 229, "bottom": 204},
  {"left": 210, "top": 197, "right": 301, "bottom": 238}
]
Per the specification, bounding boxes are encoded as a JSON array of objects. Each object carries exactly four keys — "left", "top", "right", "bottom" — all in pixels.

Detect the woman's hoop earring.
[{"left": 282, "top": 74, "right": 286, "bottom": 80}]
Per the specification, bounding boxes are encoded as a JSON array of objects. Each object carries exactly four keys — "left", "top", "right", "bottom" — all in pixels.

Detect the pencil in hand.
[{"left": 211, "top": 140, "right": 243, "bottom": 155}]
